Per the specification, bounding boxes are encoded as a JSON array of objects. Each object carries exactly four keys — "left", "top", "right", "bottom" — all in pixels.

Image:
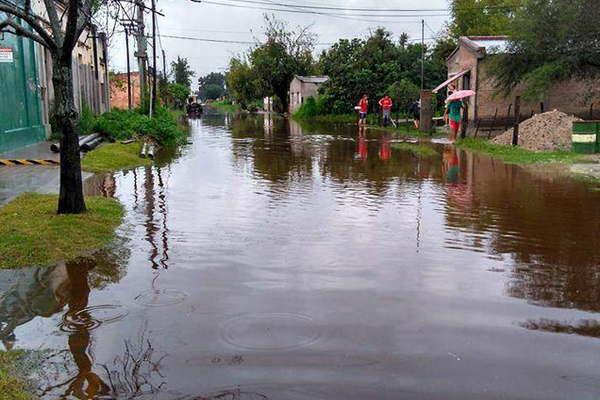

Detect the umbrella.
[{"left": 446, "top": 90, "right": 476, "bottom": 103}]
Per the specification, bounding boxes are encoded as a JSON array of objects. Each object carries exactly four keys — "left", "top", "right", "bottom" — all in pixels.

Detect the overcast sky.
[{"left": 108, "top": 0, "right": 451, "bottom": 81}]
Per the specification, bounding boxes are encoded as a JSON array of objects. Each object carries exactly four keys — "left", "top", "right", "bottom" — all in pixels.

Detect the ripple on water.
[
  {"left": 220, "top": 313, "right": 321, "bottom": 351},
  {"left": 60, "top": 304, "right": 128, "bottom": 333},
  {"left": 134, "top": 288, "right": 188, "bottom": 307}
]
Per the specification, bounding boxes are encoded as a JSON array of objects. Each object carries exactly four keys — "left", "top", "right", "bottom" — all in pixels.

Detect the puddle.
[
  {"left": 2, "top": 112, "right": 600, "bottom": 399},
  {"left": 220, "top": 313, "right": 321, "bottom": 351}
]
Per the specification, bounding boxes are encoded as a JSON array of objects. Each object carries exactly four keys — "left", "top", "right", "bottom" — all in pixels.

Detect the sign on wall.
[{"left": 0, "top": 47, "right": 14, "bottom": 63}]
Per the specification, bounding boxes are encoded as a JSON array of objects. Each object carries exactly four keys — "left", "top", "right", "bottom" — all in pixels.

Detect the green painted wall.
[{"left": 0, "top": 18, "right": 45, "bottom": 154}]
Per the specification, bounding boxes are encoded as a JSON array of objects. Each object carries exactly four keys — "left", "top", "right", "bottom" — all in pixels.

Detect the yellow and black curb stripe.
[{"left": 0, "top": 159, "right": 59, "bottom": 166}]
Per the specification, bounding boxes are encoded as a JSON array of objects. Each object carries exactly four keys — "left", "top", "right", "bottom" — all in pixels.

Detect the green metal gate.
[{"left": 0, "top": 21, "right": 45, "bottom": 153}]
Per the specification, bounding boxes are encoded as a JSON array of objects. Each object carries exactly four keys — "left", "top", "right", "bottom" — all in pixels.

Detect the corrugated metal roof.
[{"left": 296, "top": 76, "right": 329, "bottom": 84}]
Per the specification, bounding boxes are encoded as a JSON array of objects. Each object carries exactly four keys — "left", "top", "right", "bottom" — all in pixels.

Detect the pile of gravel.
[{"left": 492, "top": 110, "right": 582, "bottom": 151}]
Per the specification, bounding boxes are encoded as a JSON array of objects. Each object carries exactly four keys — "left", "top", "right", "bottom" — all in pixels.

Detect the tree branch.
[
  {"left": 0, "top": 3, "right": 57, "bottom": 49},
  {"left": 62, "top": 0, "right": 81, "bottom": 51},
  {"left": 42, "top": 0, "right": 64, "bottom": 45},
  {"left": 0, "top": 18, "right": 51, "bottom": 47}
]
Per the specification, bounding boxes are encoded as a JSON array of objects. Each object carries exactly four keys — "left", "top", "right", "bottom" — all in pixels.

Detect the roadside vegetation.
[
  {"left": 392, "top": 143, "right": 440, "bottom": 158},
  {"left": 0, "top": 351, "right": 31, "bottom": 400},
  {"left": 457, "top": 138, "right": 585, "bottom": 164},
  {"left": 0, "top": 193, "right": 123, "bottom": 269},
  {"left": 82, "top": 142, "right": 151, "bottom": 173},
  {"left": 208, "top": 100, "right": 241, "bottom": 113}
]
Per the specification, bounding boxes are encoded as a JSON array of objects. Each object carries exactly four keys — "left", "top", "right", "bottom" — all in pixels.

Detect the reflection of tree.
[
  {"left": 444, "top": 151, "right": 600, "bottom": 312},
  {"left": 520, "top": 319, "right": 600, "bottom": 339},
  {"left": 230, "top": 115, "right": 313, "bottom": 184},
  {"left": 0, "top": 249, "right": 126, "bottom": 349},
  {"left": 100, "top": 328, "right": 167, "bottom": 398}
]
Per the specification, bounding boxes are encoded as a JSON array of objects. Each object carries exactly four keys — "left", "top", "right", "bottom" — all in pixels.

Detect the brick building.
[
  {"left": 434, "top": 36, "right": 600, "bottom": 125},
  {"left": 110, "top": 72, "right": 142, "bottom": 109}
]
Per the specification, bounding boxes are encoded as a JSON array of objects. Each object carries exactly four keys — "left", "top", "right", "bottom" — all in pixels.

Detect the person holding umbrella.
[{"left": 444, "top": 90, "right": 475, "bottom": 142}]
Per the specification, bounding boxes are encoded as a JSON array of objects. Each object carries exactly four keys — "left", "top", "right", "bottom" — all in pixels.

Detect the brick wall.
[{"left": 110, "top": 72, "right": 141, "bottom": 110}]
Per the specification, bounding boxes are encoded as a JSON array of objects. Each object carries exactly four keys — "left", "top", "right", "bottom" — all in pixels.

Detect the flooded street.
[{"left": 2, "top": 112, "right": 600, "bottom": 399}]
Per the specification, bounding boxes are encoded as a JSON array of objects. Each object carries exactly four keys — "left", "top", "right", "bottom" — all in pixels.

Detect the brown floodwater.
[{"left": 1, "top": 112, "right": 600, "bottom": 399}]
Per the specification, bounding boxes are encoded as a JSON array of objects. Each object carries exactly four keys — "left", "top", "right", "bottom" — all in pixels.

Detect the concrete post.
[{"left": 420, "top": 90, "right": 433, "bottom": 133}]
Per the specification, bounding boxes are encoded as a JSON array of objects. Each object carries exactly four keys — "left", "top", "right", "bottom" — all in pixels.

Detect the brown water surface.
[{"left": 1, "top": 112, "right": 600, "bottom": 399}]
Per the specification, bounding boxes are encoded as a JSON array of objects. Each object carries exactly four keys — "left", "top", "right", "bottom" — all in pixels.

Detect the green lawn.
[
  {"left": 391, "top": 142, "right": 439, "bottom": 157},
  {"left": 82, "top": 142, "right": 151, "bottom": 173},
  {"left": 208, "top": 101, "right": 240, "bottom": 113},
  {"left": 457, "top": 138, "right": 586, "bottom": 164},
  {"left": 0, "top": 351, "right": 32, "bottom": 400},
  {"left": 0, "top": 193, "right": 124, "bottom": 269}
]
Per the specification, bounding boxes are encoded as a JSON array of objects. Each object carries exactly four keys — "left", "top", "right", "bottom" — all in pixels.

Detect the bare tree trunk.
[{"left": 52, "top": 52, "right": 86, "bottom": 214}]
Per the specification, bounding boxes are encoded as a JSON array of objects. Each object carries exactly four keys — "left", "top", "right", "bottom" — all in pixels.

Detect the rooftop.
[
  {"left": 295, "top": 76, "right": 330, "bottom": 84},
  {"left": 461, "top": 36, "right": 509, "bottom": 56}
]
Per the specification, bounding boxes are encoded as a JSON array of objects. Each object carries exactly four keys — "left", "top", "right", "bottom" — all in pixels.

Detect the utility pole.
[
  {"left": 421, "top": 19, "right": 425, "bottom": 91},
  {"left": 124, "top": 27, "right": 132, "bottom": 109},
  {"left": 134, "top": 0, "right": 147, "bottom": 103},
  {"left": 151, "top": 0, "right": 157, "bottom": 114},
  {"left": 162, "top": 49, "right": 166, "bottom": 79}
]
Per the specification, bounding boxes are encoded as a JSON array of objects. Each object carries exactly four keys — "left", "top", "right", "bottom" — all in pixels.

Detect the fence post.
[
  {"left": 512, "top": 96, "right": 521, "bottom": 146},
  {"left": 504, "top": 103, "right": 512, "bottom": 131},
  {"left": 488, "top": 108, "right": 498, "bottom": 139},
  {"left": 419, "top": 90, "right": 433, "bottom": 134},
  {"left": 540, "top": 102, "right": 544, "bottom": 114},
  {"left": 474, "top": 119, "right": 481, "bottom": 138},
  {"left": 460, "top": 103, "right": 468, "bottom": 139}
]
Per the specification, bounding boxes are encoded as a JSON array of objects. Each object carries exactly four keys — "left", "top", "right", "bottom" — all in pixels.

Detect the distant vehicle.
[{"left": 186, "top": 97, "right": 203, "bottom": 118}]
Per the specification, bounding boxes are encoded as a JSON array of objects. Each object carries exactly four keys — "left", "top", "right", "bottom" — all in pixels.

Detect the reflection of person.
[
  {"left": 409, "top": 99, "right": 421, "bottom": 129},
  {"left": 378, "top": 95, "right": 393, "bottom": 126},
  {"left": 443, "top": 145, "right": 460, "bottom": 184},
  {"left": 379, "top": 134, "right": 391, "bottom": 161},
  {"left": 444, "top": 99, "right": 464, "bottom": 142},
  {"left": 357, "top": 129, "right": 368, "bottom": 161},
  {"left": 358, "top": 94, "right": 368, "bottom": 125}
]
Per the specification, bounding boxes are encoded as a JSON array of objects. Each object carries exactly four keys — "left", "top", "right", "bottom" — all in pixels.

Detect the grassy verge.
[
  {"left": 457, "top": 138, "right": 586, "bottom": 164},
  {"left": 0, "top": 351, "right": 32, "bottom": 400},
  {"left": 392, "top": 142, "right": 439, "bottom": 157},
  {"left": 208, "top": 100, "right": 240, "bottom": 113},
  {"left": 82, "top": 142, "right": 151, "bottom": 173},
  {"left": 0, "top": 193, "right": 124, "bottom": 269}
]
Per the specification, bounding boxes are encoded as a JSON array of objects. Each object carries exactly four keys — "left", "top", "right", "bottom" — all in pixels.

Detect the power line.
[
  {"left": 197, "top": 0, "right": 452, "bottom": 12},
  {"left": 192, "top": 0, "right": 450, "bottom": 20},
  {"left": 159, "top": 33, "right": 436, "bottom": 46}
]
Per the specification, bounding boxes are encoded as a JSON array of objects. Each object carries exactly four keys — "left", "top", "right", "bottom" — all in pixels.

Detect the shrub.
[
  {"left": 77, "top": 103, "right": 96, "bottom": 136},
  {"left": 138, "top": 107, "right": 184, "bottom": 145},
  {"left": 94, "top": 109, "right": 148, "bottom": 140}
]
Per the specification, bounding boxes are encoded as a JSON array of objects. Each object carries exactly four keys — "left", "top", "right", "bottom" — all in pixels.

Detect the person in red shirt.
[
  {"left": 378, "top": 95, "right": 393, "bottom": 126},
  {"left": 357, "top": 94, "right": 368, "bottom": 125}
]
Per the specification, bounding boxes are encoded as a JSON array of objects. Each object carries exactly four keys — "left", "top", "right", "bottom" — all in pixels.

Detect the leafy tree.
[
  {"left": 387, "top": 79, "right": 421, "bottom": 112},
  {"left": 490, "top": 0, "right": 600, "bottom": 100},
  {"left": 449, "top": 0, "right": 520, "bottom": 38},
  {"left": 0, "top": 0, "right": 124, "bottom": 213},
  {"left": 318, "top": 28, "right": 446, "bottom": 114},
  {"left": 163, "top": 83, "right": 189, "bottom": 109},
  {"left": 226, "top": 57, "right": 260, "bottom": 108},
  {"left": 198, "top": 72, "right": 226, "bottom": 100},
  {"left": 171, "top": 56, "right": 195, "bottom": 88},
  {"left": 225, "top": 15, "right": 316, "bottom": 112}
]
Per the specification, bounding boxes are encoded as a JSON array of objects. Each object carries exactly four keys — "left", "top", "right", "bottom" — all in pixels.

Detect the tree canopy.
[
  {"left": 449, "top": 0, "right": 520, "bottom": 38},
  {"left": 489, "top": 0, "right": 600, "bottom": 99},
  {"left": 317, "top": 28, "right": 449, "bottom": 114},
  {"left": 171, "top": 56, "right": 195, "bottom": 88},
  {"left": 198, "top": 72, "right": 226, "bottom": 100},
  {"left": 226, "top": 15, "right": 316, "bottom": 112}
]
